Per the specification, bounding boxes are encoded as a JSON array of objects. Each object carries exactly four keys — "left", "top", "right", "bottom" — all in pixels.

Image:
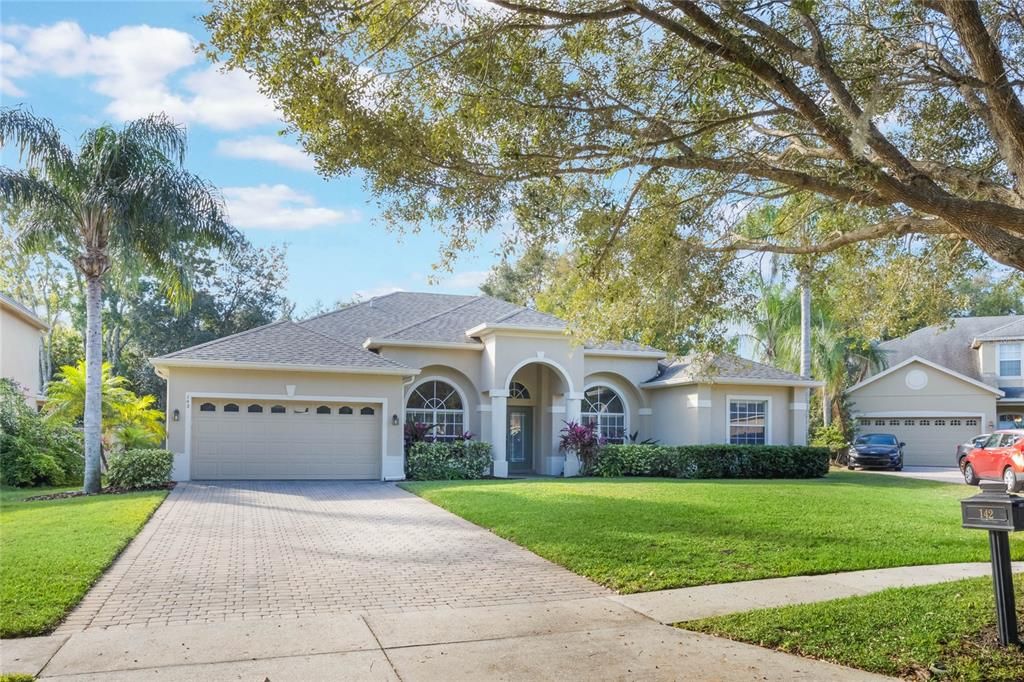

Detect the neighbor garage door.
[
  {"left": 856, "top": 416, "right": 983, "bottom": 467},
  {"left": 190, "top": 399, "right": 381, "bottom": 480}
]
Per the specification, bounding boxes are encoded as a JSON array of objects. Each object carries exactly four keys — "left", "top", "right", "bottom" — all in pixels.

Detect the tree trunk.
[
  {"left": 83, "top": 275, "right": 103, "bottom": 494},
  {"left": 823, "top": 389, "right": 831, "bottom": 427},
  {"left": 799, "top": 275, "right": 812, "bottom": 379}
]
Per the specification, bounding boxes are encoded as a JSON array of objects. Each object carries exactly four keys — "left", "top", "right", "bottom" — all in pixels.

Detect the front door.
[{"left": 507, "top": 408, "right": 533, "bottom": 473}]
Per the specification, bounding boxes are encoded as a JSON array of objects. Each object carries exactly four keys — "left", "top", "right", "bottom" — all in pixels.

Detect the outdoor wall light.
[
  {"left": 172, "top": 409, "right": 180, "bottom": 422},
  {"left": 392, "top": 414, "right": 400, "bottom": 426}
]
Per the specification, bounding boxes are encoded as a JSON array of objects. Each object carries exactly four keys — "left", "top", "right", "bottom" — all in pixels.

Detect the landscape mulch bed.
[{"left": 24, "top": 482, "right": 175, "bottom": 501}]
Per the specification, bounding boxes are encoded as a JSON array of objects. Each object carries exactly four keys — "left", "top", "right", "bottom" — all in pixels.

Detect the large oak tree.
[{"left": 204, "top": 1, "right": 1024, "bottom": 323}]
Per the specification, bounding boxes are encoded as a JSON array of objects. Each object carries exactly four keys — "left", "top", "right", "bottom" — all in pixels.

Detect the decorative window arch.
[
  {"left": 247, "top": 404, "right": 263, "bottom": 413},
  {"left": 223, "top": 403, "right": 239, "bottom": 413},
  {"left": 509, "top": 381, "right": 531, "bottom": 400},
  {"left": 582, "top": 385, "right": 626, "bottom": 444},
  {"left": 199, "top": 402, "right": 216, "bottom": 412},
  {"left": 360, "top": 406, "right": 375, "bottom": 416},
  {"left": 406, "top": 379, "right": 465, "bottom": 440},
  {"left": 339, "top": 406, "right": 353, "bottom": 415},
  {"left": 316, "top": 405, "right": 331, "bottom": 415},
  {"left": 270, "top": 405, "right": 286, "bottom": 414}
]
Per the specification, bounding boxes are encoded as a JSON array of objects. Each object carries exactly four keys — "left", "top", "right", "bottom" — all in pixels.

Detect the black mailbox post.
[{"left": 961, "top": 481, "right": 1024, "bottom": 646}]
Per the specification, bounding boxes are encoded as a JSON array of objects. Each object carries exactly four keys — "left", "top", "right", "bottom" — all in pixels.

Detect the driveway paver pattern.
[{"left": 57, "top": 481, "right": 606, "bottom": 632}]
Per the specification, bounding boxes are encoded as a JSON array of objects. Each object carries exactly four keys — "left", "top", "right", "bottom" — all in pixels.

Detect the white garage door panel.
[
  {"left": 191, "top": 401, "right": 381, "bottom": 480},
  {"left": 857, "top": 416, "right": 982, "bottom": 467}
]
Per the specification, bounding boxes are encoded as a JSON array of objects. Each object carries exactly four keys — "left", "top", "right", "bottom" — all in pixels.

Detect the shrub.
[
  {"left": 810, "top": 423, "right": 850, "bottom": 464},
  {"left": 558, "top": 421, "right": 602, "bottom": 474},
  {"left": 406, "top": 440, "right": 492, "bottom": 480},
  {"left": 106, "top": 448, "right": 174, "bottom": 489},
  {"left": 0, "top": 378, "right": 83, "bottom": 487},
  {"left": 594, "top": 444, "right": 830, "bottom": 479}
]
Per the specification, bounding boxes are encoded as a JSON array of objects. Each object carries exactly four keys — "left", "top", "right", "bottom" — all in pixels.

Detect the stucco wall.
[
  {"left": 647, "top": 383, "right": 807, "bottom": 445},
  {"left": 847, "top": 360, "right": 998, "bottom": 429},
  {"left": 979, "top": 341, "right": 1024, "bottom": 389},
  {"left": 0, "top": 307, "right": 44, "bottom": 403},
  {"left": 482, "top": 333, "right": 584, "bottom": 395},
  {"left": 163, "top": 366, "right": 407, "bottom": 481}
]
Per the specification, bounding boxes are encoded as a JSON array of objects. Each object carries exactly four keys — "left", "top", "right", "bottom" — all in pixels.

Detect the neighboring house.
[
  {"left": 0, "top": 292, "right": 48, "bottom": 408},
  {"left": 151, "top": 292, "right": 820, "bottom": 481},
  {"left": 846, "top": 315, "right": 1024, "bottom": 467}
]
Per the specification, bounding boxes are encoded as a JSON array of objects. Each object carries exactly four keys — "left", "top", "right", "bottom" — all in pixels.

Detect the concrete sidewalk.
[
  {"left": 5, "top": 599, "right": 888, "bottom": 681},
  {"left": 7, "top": 562, "right": 1021, "bottom": 680},
  {"left": 612, "top": 561, "right": 1024, "bottom": 624}
]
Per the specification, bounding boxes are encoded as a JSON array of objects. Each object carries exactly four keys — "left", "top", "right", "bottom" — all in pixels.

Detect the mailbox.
[
  {"left": 961, "top": 480, "right": 1022, "bottom": 646},
  {"left": 961, "top": 481, "right": 1024, "bottom": 531}
]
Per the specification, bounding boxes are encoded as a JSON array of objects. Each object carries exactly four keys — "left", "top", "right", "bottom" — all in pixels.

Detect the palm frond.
[
  {"left": 123, "top": 113, "right": 188, "bottom": 166},
  {"left": 0, "top": 107, "right": 74, "bottom": 174}
]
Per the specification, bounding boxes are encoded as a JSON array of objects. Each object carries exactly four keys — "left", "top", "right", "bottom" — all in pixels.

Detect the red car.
[{"left": 962, "top": 429, "right": 1024, "bottom": 492}]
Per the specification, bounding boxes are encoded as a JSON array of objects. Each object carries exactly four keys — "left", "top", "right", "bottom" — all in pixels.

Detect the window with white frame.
[
  {"left": 406, "top": 380, "right": 465, "bottom": 440},
  {"left": 1000, "top": 343, "right": 1022, "bottom": 377},
  {"left": 582, "top": 385, "right": 626, "bottom": 444},
  {"left": 729, "top": 399, "right": 768, "bottom": 445}
]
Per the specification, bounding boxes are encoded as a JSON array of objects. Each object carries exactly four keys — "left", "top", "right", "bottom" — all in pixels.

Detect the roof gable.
[
  {"left": 846, "top": 355, "right": 1004, "bottom": 396},
  {"left": 973, "top": 317, "right": 1024, "bottom": 344},
  {"left": 642, "top": 353, "right": 821, "bottom": 387}
]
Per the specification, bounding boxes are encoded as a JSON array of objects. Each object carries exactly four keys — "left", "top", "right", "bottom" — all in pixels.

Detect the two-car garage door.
[
  {"left": 191, "top": 399, "right": 381, "bottom": 480},
  {"left": 856, "top": 416, "right": 982, "bottom": 467}
]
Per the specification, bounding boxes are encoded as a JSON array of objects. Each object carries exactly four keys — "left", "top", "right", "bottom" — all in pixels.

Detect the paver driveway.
[{"left": 58, "top": 481, "right": 606, "bottom": 632}]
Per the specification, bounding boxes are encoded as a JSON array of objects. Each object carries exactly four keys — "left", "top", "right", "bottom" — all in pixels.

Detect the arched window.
[
  {"left": 509, "top": 381, "right": 531, "bottom": 400},
  {"left": 582, "top": 385, "right": 626, "bottom": 444},
  {"left": 406, "top": 380, "right": 464, "bottom": 440},
  {"left": 199, "top": 402, "right": 216, "bottom": 412},
  {"left": 360, "top": 406, "right": 375, "bottom": 416},
  {"left": 316, "top": 405, "right": 331, "bottom": 414},
  {"left": 223, "top": 403, "right": 239, "bottom": 413},
  {"left": 339, "top": 406, "right": 353, "bottom": 415},
  {"left": 270, "top": 405, "right": 286, "bottom": 414},
  {"left": 247, "top": 404, "right": 263, "bottom": 413}
]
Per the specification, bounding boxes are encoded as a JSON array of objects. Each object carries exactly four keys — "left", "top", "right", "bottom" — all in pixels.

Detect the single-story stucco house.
[
  {"left": 0, "top": 292, "right": 48, "bottom": 408},
  {"left": 846, "top": 315, "right": 1024, "bottom": 467},
  {"left": 151, "top": 292, "right": 821, "bottom": 481}
]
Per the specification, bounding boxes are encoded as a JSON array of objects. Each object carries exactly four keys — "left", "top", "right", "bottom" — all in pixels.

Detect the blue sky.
[{"left": 1, "top": 1, "right": 505, "bottom": 312}]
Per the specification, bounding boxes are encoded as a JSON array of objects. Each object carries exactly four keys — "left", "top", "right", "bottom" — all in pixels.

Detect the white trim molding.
[
  {"left": 686, "top": 395, "right": 712, "bottom": 409},
  {"left": 845, "top": 355, "right": 1005, "bottom": 397},
  {"left": 638, "top": 407, "right": 653, "bottom": 416},
  {"left": 642, "top": 376, "right": 823, "bottom": 389},
  {"left": 789, "top": 403, "right": 808, "bottom": 410},
  {"left": 583, "top": 348, "right": 667, "bottom": 360},
  {"left": 363, "top": 337, "right": 485, "bottom": 351},
  {"left": 465, "top": 322, "right": 567, "bottom": 337},
  {"left": 726, "top": 394, "right": 773, "bottom": 446},
  {"left": 184, "top": 391, "right": 390, "bottom": 482},
  {"left": 504, "top": 358, "right": 577, "bottom": 396},
  {"left": 152, "top": 358, "right": 420, "bottom": 377},
  {"left": 852, "top": 410, "right": 986, "bottom": 419}
]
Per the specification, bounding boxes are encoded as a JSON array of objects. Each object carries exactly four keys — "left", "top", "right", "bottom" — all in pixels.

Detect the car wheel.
[
  {"left": 1004, "top": 467, "right": 1022, "bottom": 493},
  {"left": 893, "top": 460, "right": 903, "bottom": 472},
  {"left": 964, "top": 463, "right": 980, "bottom": 486},
  {"left": 847, "top": 464, "right": 855, "bottom": 470}
]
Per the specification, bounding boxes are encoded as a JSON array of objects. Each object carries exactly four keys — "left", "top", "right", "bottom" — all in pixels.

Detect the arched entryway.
[{"left": 495, "top": 359, "right": 576, "bottom": 477}]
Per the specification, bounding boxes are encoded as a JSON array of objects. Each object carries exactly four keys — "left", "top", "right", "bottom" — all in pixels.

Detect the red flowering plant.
[
  {"left": 404, "top": 421, "right": 437, "bottom": 451},
  {"left": 558, "top": 420, "right": 603, "bottom": 475}
]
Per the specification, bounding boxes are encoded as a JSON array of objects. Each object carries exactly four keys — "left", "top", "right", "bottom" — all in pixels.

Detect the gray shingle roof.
[
  {"left": 644, "top": 353, "right": 813, "bottom": 385},
  {"left": 876, "top": 316, "right": 1023, "bottom": 381},
  {"left": 156, "top": 320, "right": 410, "bottom": 370},
  {"left": 973, "top": 317, "right": 1024, "bottom": 343}
]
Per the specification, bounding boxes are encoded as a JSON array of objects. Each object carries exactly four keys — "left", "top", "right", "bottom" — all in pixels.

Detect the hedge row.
[
  {"left": 593, "top": 444, "right": 830, "bottom": 479},
  {"left": 406, "top": 440, "right": 493, "bottom": 480}
]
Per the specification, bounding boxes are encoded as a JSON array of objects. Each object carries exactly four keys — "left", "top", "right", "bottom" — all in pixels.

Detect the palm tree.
[{"left": 0, "top": 108, "right": 239, "bottom": 492}]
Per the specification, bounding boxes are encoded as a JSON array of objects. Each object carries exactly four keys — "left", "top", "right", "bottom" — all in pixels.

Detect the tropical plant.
[
  {"left": 44, "top": 361, "right": 165, "bottom": 452},
  {"left": 559, "top": 420, "right": 602, "bottom": 475},
  {"left": 0, "top": 378, "right": 83, "bottom": 487},
  {"left": 0, "top": 108, "right": 239, "bottom": 492}
]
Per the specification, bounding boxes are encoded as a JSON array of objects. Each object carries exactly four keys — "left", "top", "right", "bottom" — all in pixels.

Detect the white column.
[
  {"left": 490, "top": 390, "right": 509, "bottom": 478},
  {"left": 790, "top": 387, "right": 809, "bottom": 445},
  {"left": 563, "top": 392, "right": 584, "bottom": 477}
]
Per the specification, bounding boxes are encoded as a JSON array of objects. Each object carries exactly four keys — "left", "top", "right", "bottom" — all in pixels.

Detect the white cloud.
[
  {"left": 222, "top": 184, "right": 360, "bottom": 230},
  {"left": 4, "top": 21, "right": 279, "bottom": 131},
  {"left": 215, "top": 135, "right": 316, "bottom": 171},
  {"left": 437, "top": 270, "right": 489, "bottom": 291}
]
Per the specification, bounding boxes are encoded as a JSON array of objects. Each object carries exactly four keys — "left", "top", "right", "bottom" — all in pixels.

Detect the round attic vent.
[{"left": 905, "top": 369, "right": 929, "bottom": 390}]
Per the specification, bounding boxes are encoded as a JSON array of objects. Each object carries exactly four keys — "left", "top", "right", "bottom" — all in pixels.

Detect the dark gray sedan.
[{"left": 847, "top": 433, "right": 904, "bottom": 471}]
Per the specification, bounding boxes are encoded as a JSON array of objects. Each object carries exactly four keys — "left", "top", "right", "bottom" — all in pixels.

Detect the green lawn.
[
  {"left": 683, "top": 577, "right": 1024, "bottom": 681},
  {"left": 0, "top": 487, "right": 167, "bottom": 638},
  {"left": 402, "top": 473, "right": 1019, "bottom": 592}
]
